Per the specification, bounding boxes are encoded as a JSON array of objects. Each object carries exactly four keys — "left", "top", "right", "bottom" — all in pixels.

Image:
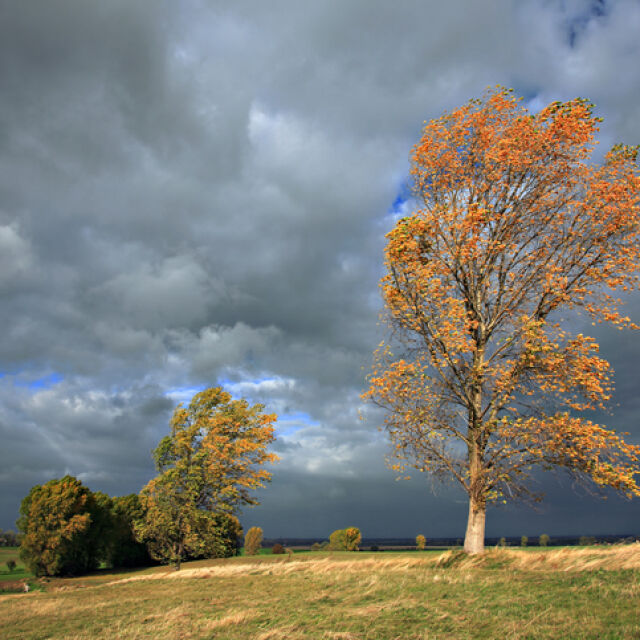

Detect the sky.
[{"left": 1, "top": 0, "right": 640, "bottom": 540}]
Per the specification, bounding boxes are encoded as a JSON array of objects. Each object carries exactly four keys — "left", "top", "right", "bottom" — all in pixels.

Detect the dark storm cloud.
[{"left": 1, "top": 0, "right": 639, "bottom": 537}]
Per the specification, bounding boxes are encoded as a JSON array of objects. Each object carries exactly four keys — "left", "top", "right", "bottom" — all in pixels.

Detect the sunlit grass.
[{"left": 1, "top": 545, "right": 639, "bottom": 639}]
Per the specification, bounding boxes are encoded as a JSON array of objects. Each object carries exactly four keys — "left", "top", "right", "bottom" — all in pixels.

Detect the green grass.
[
  {"left": 1, "top": 546, "right": 639, "bottom": 638},
  {"left": 0, "top": 547, "right": 33, "bottom": 587}
]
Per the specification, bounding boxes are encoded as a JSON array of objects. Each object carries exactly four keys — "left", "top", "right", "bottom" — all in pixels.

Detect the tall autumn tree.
[
  {"left": 365, "top": 87, "right": 640, "bottom": 554},
  {"left": 135, "top": 386, "right": 277, "bottom": 569}
]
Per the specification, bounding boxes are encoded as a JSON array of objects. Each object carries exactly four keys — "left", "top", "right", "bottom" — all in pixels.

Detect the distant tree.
[
  {"left": 135, "top": 387, "right": 277, "bottom": 570},
  {"left": 17, "top": 476, "right": 109, "bottom": 576},
  {"left": 328, "top": 528, "right": 361, "bottom": 551},
  {"left": 521, "top": 535, "right": 528, "bottom": 548},
  {"left": 345, "top": 527, "right": 362, "bottom": 551},
  {"left": 0, "top": 529, "right": 18, "bottom": 547},
  {"left": 6, "top": 559, "right": 16, "bottom": 572},
  {"left": 579, "top": 535, "right": 596, "bottom": 546},
  {"left": 498, "top": 537, "right": 507, "bottom": 548},
  {"left": 364, "top": 87, "right": 640, "bottom": 555},
  {"left": 328, "top": 529, "right": 347, "bottom": 551},
  {"left": 370, "top": 545, "right": 380, "bottom": 552},
  {"left": 272, "top": 543, "right": 285, "bottom": 554},
  {"left": 244, "top": 527, "right": 263, "bottom": 556},
  {"left": 311, "top": 542, "right": 323, "bottom": 551},
  {"left": 539, "top": 534, "right": 550, "bottom": 547},
  {"left": 416, "top": 534, "right": 426, "bottom": 550}
]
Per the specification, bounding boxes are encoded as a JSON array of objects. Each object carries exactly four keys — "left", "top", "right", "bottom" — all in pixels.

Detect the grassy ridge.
[{"left": 1, "top": 546, "right": 639, "bottom": 639}]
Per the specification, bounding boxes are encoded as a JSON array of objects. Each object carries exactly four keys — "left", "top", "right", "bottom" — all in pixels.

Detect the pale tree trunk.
[
  {"left": 463, "top": 495, "right": 486, "bottom": 554},
  {"left": 464, "top": 407, "right": 486, "bottom": 554},
  {"left": 464, "top": 326, "right": 487, "bottom": 555}
]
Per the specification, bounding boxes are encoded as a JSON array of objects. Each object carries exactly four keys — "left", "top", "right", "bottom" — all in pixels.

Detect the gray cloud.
[{"left": 1, "top": 0, "right": 639, "bottom": 538}]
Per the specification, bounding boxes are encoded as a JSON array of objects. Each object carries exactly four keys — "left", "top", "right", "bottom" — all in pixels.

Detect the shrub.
[
  {"left": 539, "top": 534, "right": 550, "bottom": 547},
  {"left": 272, "top": 543, "right": 285, "bottom": 554},
  {"left": 498, "top": 537, "right": 507, "bottom": 547},
  {"left": 311, "top": 542, "right": 322, "bottom": 551},
  {"left": 416, "top": 534, "right": 426, "bottom": 550},
  {"left": 521, "top": 535, "right": 528, "bottom": 548},
  {"left": 244, "top": 526, "right": 263, "bottom": 556},
  {"left": 6, "top": 559, "right": 16, "bottom": 572},
  {"left": 370, "top": 545, "right": 380, "bottom": 552}
]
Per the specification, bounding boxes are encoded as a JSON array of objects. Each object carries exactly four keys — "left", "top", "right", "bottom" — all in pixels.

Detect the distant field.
[
  {"left": 1, "top": 545, "right": 639, "bottom": 639},
  {"left": 0, "top": 547, "right": 33, "bottom": 590}
]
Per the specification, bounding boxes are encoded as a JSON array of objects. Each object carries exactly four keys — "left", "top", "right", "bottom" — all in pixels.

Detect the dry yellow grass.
[
  {"left": 2, "top": 546, "right": 640, "bottom": 639},
  {"left": 101, "top": 542, "right": 640, "bottom": 589}
]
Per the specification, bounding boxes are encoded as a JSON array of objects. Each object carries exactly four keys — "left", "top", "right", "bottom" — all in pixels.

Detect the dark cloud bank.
[{"left": 1, "top": 0, "right": 639, "bottom": 538}]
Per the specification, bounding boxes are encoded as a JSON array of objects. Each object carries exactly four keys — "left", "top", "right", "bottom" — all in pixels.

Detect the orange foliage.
[{"left": 364, "top": 88, "right": 640, "bottom": 549}]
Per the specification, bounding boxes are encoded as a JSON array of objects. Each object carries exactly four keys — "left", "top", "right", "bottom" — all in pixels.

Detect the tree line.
[{"left": 17, "top": 387, "right": 275, "bottom": 575}]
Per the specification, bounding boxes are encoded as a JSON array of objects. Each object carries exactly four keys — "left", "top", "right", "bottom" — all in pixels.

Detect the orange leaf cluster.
[{"left": 364, "top": 87, "right": 640, "bottom": 506}]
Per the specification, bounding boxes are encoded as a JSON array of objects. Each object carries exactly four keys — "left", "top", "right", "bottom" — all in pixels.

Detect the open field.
[{"left": 1, "top": 545, "right": 639, "bottom": 639}]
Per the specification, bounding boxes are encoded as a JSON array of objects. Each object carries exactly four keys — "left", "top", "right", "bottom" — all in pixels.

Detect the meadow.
[{"left": 1, "top": 545, "right": 639, "bottom": 639}]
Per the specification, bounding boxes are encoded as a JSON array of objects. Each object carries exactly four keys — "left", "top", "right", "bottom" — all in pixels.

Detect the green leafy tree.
[
  {"left": 329, "top": 528, "right": 347, "bottom": 551},
  {"left": 135, "top": 387, "right": 277, "bottom": 570},
  {"left": 210, "top": 514, "right": 243, "bottom": 558},
  {"left": 17, "top": 476, "right": 109, "bottom": 576},
  {"left": 539, "top": 534, "right": 550, "bottom": 547},
  {"left": 244, "top": 526, "right": 263, "bottom": 556},
  {"left": 521, "top": 535, "right": 528, "bottom": 548},
  {"left": 416, "top": 534, "right": 426, "bottom": 550},
  {"left": 108, "top": 495, "right": 153, "bottom": 568}
]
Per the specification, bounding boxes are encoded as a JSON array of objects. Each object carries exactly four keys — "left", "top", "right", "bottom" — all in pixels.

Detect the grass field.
[{"left": 1, "top": 545, "right": 639, "bottom": 639}]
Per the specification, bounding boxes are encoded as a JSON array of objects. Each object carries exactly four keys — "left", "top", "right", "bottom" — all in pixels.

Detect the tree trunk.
[{"left": 463, "top": 495, "right": 486, "bottom": 554}]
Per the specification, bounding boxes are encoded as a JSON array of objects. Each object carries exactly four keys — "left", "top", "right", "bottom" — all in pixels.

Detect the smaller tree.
[
  {"left": 498, "top": 537, "right": 507, "bottom": 548},
  {"left": 416, "top": 534, "right": 426, "bottom": 551},
  {"left": 244, "top": 526, "right": 263, "bottom": 555},
  {"left": 272, "top": 543, "right": 285, "bottom": 554},
  {"left": 6, "top": 559, "right": 16, "bottom": 572},
  {"left": 539, "top": 534, "right": 550, "bottom": 547},
  {"left": 521, "top": 536, "right": 528, "bottom": 548}
]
